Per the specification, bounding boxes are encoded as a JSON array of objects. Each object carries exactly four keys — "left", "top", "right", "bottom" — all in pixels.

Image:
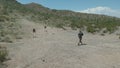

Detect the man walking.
[
  {"left": 78, "top": 30, "right": 84, "bottom": 46},
  {"left": 33, "top": 28, "right": 36, "bottom": 38}
]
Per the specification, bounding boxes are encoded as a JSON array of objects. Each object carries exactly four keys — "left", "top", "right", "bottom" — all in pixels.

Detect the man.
[
  {"left": 33, "top": 28, "right": 36, "bottom": 38},
  {"left": 33, "top": 28, "right": 36, "bottom": 33},
  {"left": 44, "top": 26, "right": 47, "bottom": 32},
  {"left": 78, "top": 30, "right": 84, "bottom": 46}
]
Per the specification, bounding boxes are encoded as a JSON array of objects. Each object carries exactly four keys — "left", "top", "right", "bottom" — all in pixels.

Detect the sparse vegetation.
[
  {"left": 0, "top": 15, "right": 21, "bottom": 42},
  {"left": 0, "top": 45, "right": 8, "bottom": 68},
  {"left": 0, "top": 46, "right": 8, "bottom": 63},
  {"left": 0, "top": 0, "right": 120, "bottom": 43}
]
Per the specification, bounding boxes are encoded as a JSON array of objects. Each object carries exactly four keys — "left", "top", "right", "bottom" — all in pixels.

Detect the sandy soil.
[{"left": 2, "top": 19, "right": 120, "bottom": 68}]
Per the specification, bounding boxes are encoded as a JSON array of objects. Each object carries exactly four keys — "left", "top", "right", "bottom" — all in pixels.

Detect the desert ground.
[{"left": 1, "top": 19, "right": 120, "bottom": 68}]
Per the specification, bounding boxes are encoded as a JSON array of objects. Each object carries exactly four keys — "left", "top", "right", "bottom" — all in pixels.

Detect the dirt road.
[{"left": 5, "top": 19, "right": 120, "bottom": 68}]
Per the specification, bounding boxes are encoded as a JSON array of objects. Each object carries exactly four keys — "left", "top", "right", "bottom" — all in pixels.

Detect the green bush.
[
  {"left": 2, "top": 35, "right": 13, "bottom": 43},
  {"left": 0, "top": 15, "right": 10, "bottom": 22},
  {"left": 87, "top": 26, "right": 96, "bottom": 33},
  {"left": 0, "top": 46, "right": 8, "bottom": 62},
  {"left": 55, "top": 23, "right": 64, "bottom": 28}
]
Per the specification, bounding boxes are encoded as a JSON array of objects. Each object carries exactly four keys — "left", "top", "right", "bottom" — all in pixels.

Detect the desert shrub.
[
  {"left": 103, "top": 30, "right": 108, "bottom": 33},
  {"left": 0, "top": 46, "right": 8, "bottom": 62},
  {"left": 70, "top": 22, "right": 77, "bottom": 30},
  {"left": 87, "top": 26, "right": 96, "bottom": 33},
  {"left": 1, "top": 35, "right": 13, "bottom": 43},
  {"left": 100, "top": 33, "right": 105, "bottom": 36},
  {"left": 0, "top": 15, "right": 10, "bottom": 22},
  {"left": 106, "top": 26, "right": 117, "bottom": 34},
  {"left": 55, "top": 23, "right": 64, "bottom": 28}
]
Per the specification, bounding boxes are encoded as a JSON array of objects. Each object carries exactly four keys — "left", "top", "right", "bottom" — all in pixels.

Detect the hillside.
[
  {"left": 25, "top": 3, "right": 120, "bottom": 33},
  {"left": 0, "top": 0, "right": 120, "bottom": 68},
  {"left": 0, "top": 0, "right": 120, "bottom": 42},
  {"left": 25, "top": 3, "right": 120, "bottom": 31}
]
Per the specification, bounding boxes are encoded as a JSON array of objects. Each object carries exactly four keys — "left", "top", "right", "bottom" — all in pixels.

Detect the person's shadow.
[{"left": 78, "top": 43, "right": 87, "bottom": 46}]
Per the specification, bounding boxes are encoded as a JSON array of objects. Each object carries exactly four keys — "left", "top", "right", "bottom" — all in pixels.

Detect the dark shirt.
[
  {"left": 33, "top": 28, "right": 36, "bottom": 33},
  {"left": 78, "top": 31, "right": 83, "bottom": 38}
]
